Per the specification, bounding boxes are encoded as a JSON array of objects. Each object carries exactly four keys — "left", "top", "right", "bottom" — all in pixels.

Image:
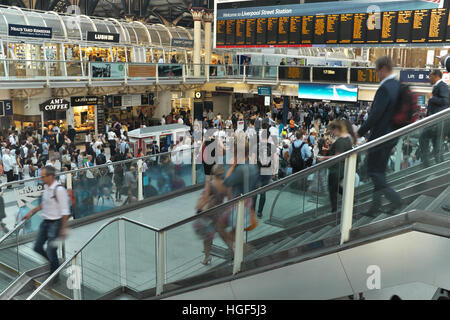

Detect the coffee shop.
[{"left": 40, "top": 98, "right": 71, "bottom": 134}]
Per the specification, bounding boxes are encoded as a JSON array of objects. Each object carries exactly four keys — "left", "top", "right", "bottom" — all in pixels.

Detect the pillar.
[
  {"left": 203, "top": 9, "right": 214, "bottom": 76},
  {"left": 191, "top": 7, "right": 204, "bottom": 77}
]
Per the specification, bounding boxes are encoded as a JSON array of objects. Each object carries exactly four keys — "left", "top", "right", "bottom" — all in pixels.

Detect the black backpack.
[
  {"left": 290, "top": 142, "right": 312, "bottom": 170},
  {"left": 96, "top": 153, "right": 106, "bottom": 165}
]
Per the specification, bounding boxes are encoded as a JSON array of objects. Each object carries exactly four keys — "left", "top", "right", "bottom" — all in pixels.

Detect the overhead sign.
[
  {"left": 258, "top": 86, "right": 272, "bottom": 96},
  {"left": 87, "top": 31, "right": 120, "bottom": 43},
  {"left": 0, "top": 100, "right": 13, "bottom": 116},
  {"left": 399, "top": 70, "right": 430, "bottom": 83},
  {"left": 8, "top": 24, "right": 52, "bottom": 39},
  {"left": 39, "top": 98, "right": 70, "bottom": 112},
  {"left": 171, "top": 38, "right": 194, "bottom": 47},
  {"left": 71, "top": 96, "right": 98, "bottom": 106}
]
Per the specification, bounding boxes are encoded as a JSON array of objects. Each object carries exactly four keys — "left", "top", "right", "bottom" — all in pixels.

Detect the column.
[
  {"left": 191, "top": 7, "right": 204, "bottom": 77},
  {"left": 203, "top": 9, "right": 214, "bottom": 77}
]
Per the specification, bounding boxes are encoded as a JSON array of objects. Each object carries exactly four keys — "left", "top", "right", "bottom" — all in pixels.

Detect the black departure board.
[
  {"left": 216, "top": 20, "right": 226, "bottom": 46},
  {"left": 381, "top": 11, "right": 397, "bottom": 43},
  {"left": 225, "top": 19, "right": 236, "bottom": 45},
  {"left": 256, "top": 18, "right": 268, "bottom": 45},
  {"left": 289, "top": 16, "right": 302, "bottom": 44},
  {"left": 428, "top": 8, "right": 448, "bottom": 43},
  {"left": 313, "top": 67, "right": 348, "bottom": 82},
  {"left": 350, "top": 68, "right": 379, "bottom": 83},
  {"left": 314, "top": 15, "right": 326, "bottom": 44},
  {"left": 353, "top": 13, "right": 367, "bottom": 44},
  {"left": 278, "top": 16, "right": 290, "bottom": 45},
  {"left": 302, "top": 15, "right": 314, "bottom": 44},
  {"left": 447, "top": 14, "right": 450, "bottom": 42},
  {"left": 396, "top": 10, "right": 412, "bottom": 43},
  {"left": 235, "top": 19, "right": 246, "bottom": 45},
  {"left": 340, "top": 13, "right": 353, "bottom": 44},
  {"left": 280, "top": 66, "right": 310, "bottom": 81},
  {"left": 366, "top": 12, "right": 381, "bottom": 43},
  {"left": 412, "top": 10, "right": 430, "bottom": 43},
  {"left": 246, "top": 19, "right": 256, "bottom": 45},
  {"left": 326, "top": 14, "right": 339, "bottom": 44},
  {"left": 267, "top": 17, "right": 278, "bottom": 45}
]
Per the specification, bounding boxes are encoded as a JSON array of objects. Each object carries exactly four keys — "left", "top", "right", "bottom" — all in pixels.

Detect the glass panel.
[
  {"left": 7, "top": 60, "right": 46, "bottom": 78},
  {"left": 41, "top": 13, "right": 66, "bottom": 39},
  {"left": 247, "top": 65, "right": 263, "bottom": 78},
  {"left": 263, "top": 65, "right": 278, "bottom": 79},
  {"left": 61, "top": 16, "right": 81, "bottom": 40},
  {"left": 66, "top": 61, "right": 83, "bottom": 77},
  {"left": 124, "top": 25, "right": 137, "bottom": 44}
]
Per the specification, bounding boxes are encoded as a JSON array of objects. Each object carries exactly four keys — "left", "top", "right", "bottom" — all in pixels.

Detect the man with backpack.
[
  {"left": 357, "top": 56, "right": 403, "bottom": 217},
  {"left": 289, "top": 130, "right": 313, "bottom": 174}
]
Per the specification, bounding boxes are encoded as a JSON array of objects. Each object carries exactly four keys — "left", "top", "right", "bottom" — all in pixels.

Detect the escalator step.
[
  {"left": 425, "top": 186, "right": 450, "bottom": 214},
  {"left": 278, "top": 231, "right": 314, "bottom": 251},
  {"left": 370, "top": 213, "right": 390, "bottom": 223},
  {"left": 298, "top": 225, "right": 334, "bottom": 245},
  {"left": 247, "top": 237, "right": 294, "bottom": 260},
  {"left": 403, "top": 195, "right": 436, "bottom": 212},
  {"left": 352, "top": 216, "right": 372, "bottom": 228},
  {"left": 317, "top": 225, "right": 340, "bottom": 240}
]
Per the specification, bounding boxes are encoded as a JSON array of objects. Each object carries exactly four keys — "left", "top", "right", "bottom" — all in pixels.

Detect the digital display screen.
[
  {"left": 326, "top": 14, "right": 339, "bottom": 44},
  {"left": 396, "top": 10, "right": 413, "bottom": 43},
  {"left": 256, "top": 18, "right": 268, "bottom": 45},
  {"left": 428, "top": 8, "right": 448, "bottom": 43},
  {"left": 313, "top": 67, "right": 348, "bottom": 82},
  {"left": 216, "top": 20, "right": 226, "bottom": 46},
  {"left": 314, "top": 15, "right": 326, "bottom": 44},
  {"left": 412, "top": 10, "right": 430, "bottom": 43},
  {"left": 366, "top": 12, "right": 381, "bottom": 43},
  {"left": 235, "top": 19, "right": 246, "bottom": 45},
  {"left": 225, "top": 19, "right": 236, "bottom": 45},
  {"left": 267, "top": 17, "right": 279, "bottom": 45},
  {"left": 353, "top": 13, "right": 367, "bottom": 44},
  {"left": 280, "top": 66, "right": 310, "bottom": 81},
  {"left": 246, "top": 19, "right": 256, "bottom": 45},
  {"left": 340, "top": 13, "right": 353, "bottom": 44},
  {"left": 298, "top": 83, "right": 358, "bottom": 102},
  {"left": 350, "top": 68, "right": 380, "bottom": 83},
  {"left": 447, "top": 14, "right": 450, "bottom": 42},
  {"left": 289, "top": 16, "right": 302, "bottom": 44},
  {"left": 381, "top": 11, "right": 397, "bottom": 43},
  {"left": 302, "top": 15, "right": 314, "bottom": 44},
  {"left": 278, "top": 16, "right": 290, "bottom": 45}
]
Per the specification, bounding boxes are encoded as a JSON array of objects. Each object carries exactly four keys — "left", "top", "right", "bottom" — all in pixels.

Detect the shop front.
[
  {"left": 105, "top": 93, "right": 155, "bottom": 126},
  {"left": 39, "top": 98, "right": 70, "bottom": 134},
  {"left": 71, "top": 96, "right": 99, "bottom": 143}
]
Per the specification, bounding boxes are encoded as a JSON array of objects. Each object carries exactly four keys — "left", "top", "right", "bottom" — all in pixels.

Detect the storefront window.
[
  {"left": 45, "top": 43, "right": 64, "bottom": 77},
  {"left": 65, "top": 44, "right": 83, "bottom": 77},
  {"left": 112, "top": 46, "right": 126, "bottom": 62},
  {"left": 44, "top": 111, "right": 67, "bottom": 132},
  {"left": 7, "top": 42, "right": 45, "bottom": 78},
  {"left": 81, "top": 46, "right": 112, "bottom": 62},
  {"left": 74, "top": 105, "right": 96, "bottom": 132}
]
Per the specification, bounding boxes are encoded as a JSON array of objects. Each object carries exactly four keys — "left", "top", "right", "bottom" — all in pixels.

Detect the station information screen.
[
  {"left": 314, "top": 15, "right": 327, "bottom": 44},
  {"left": 381, "top": 11, "right": 397, "bottom": 43},
  {"left": 225, "top": 19, "right": 236, "bottom": 45},
  {"left": 267, "top": 17, "right": 278, "bottom": 45},
  {"left": 447, "top": 14, "right": 450, "bottom": 42},
  {"left": 396, "top": 10, "right": 413, "bottom": 43},
  {"left": 278, "top": 16, "right": 290, "bottom": 45},
  {"left": 366, "top": 12, "right": 381, "bottom": 43},
  {"left": 313, "top": 67, "right": 348, "bottom": 82},
  {"left": 350, "top": 68, "right": 380, "bottom": 83},
  {"left": 216, "top": 20, "right": 226, "bottom": 46},
  {"left": 246, "top": 19, "right": 256, "bottom": 45},
  {"left": 256, "top": 18, "right": 268, "bottom": 45},
  {"left": 412, "top": 10, "right": 430, "bottom": 43},
  {"left": 235, "top": 19, "right": 246, "bottom": 45},
  {"left": 353, "top": 13, "right": 367, "bottom": 44},
  {"left": 428, "top": 8, "right": 448, "bottom": 43},
  {"left": 280, "top": 66, "right": 311, "bottom": 81},
  {"left": 302, "top": 15, "right": 314, "bottom": 44},
  {"left": 339, "top": 13, "right": 353, "bottom": 44},
  {"left": 289, "top": 16, "right": 302, "bottom": 44},
  {"left": 326, "top": 14, "right": 340, "bottom": 44}
]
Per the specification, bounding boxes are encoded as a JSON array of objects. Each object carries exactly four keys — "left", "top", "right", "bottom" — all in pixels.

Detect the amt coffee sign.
[{"left": 39, "top": 98, "right": 70, "bottom": 111}]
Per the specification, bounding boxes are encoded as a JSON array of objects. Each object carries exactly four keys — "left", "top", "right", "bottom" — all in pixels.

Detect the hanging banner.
[
  {"left": 8, "top": 24, "right": 52, "bottom": 39},
  {"left": 171, "top": 38, "right": 194, "bottom": 47},
  {"left": 91, "top": 62, "right": 125, "bottom": 79},
  {"left": 128, "top": 64, "right": 157, "bottom": 78},
  {"left": 39, "top": 98, "right": 70, "bottom": 111}
]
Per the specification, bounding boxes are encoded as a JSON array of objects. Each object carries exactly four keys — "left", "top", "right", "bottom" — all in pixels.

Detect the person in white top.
[
  {"left": 2, "top": 149, "right": 14, "bottom": 183},
  {"left": 177, "top": 117, "right": 184, "bottom": 125},
  {"left": 23, "top": 166, "right": 70, "bottom": 277},
  {"left": 158, "top": 56, "right": 164, "bottom": 63},
  {"left": 161, "top": 116, "right": 166, "bottom": 125},
  {"left": 8, "top": 132, "right": 16, "bottom": 147}
]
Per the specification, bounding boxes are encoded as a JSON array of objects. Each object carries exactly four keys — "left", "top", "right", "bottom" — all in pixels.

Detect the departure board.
[
  {"left": 267, "top": 17, "right": 278, "bottom": 45},
  {"left": 340, "top": 13, "right": 353, "bottom": 44},
  {"left": 256, "top": 18, "right": 268, "bottom": 45},
  {"left": 412, "top": 10, "right": 430, "bottom": 43},
  {"left": 326, "top": 14, "right": 339, "bottom": 44},
  {"left": 366, "top": 12, "right": 381, "bottom": 43},
  {"left": 289, "top": 16, "right": 302, "bottom": 44},
  {"left": 302, "top": 15, "right": 314, "bottom": 44},
  {"left": 396, "top": 10, "right": 413, "bottom": 43},
  {"left": 447, "top": 14, "right": 450, "bottom": 42},
  {"left": 314, "top": 15, "right": 326, "bottom": 44},
  {"left": 428, "top": 8, "right": 448, "bottom": 43},
  {"left": 225, "top": 19, "right": 236, "bottom": 45},
  {"left": 353, "top": 13, "right": 367, "bottom": 44},
  {"left": 313, "top": 67, "right": 348, "bottom": 82},
  {"left": 280, "top": 66, "right": 310, "bottom": 81},
  {"left": 350, "top": 68, "right": 379, "bottom": 83},
  {"left": 216, "top": 20, "right": 226, "bottom": 46},
  {"left": 246, "top": 19, "right": 256, "bottom": 45},
  {"left": 278, "top": 16, "right": 290, "bottom": 45},
  {"left": 381, "top": 11, "right": 397, "bottom": 43},
  {"left": 235, "top": 19, "right": 246, "bottom": 45}
]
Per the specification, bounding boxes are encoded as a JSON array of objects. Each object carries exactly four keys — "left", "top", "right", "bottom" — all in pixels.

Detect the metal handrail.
[
  {"left": 0, "top": 220, "right": 26, "bottom": 246},
  {"left": 26, "top": 216, "right": 160, "bottom": 300}
]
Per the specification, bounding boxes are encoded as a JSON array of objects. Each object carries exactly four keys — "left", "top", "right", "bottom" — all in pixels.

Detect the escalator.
[{"left": 6, "top": 109, "right": 450, "bottom": 300}]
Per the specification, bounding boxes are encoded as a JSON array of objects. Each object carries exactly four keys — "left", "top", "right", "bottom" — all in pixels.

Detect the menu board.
[
  {"left": 412, "top": 10, "right": 430, "bottom": 43},
  {"left": 246, "top": 19, "right": 256, "bottom": 45},
  {"left": 366, "top": 12, "right": 381, "bottom": 43},
  {"left": 235, "top": 19, "right": 246, "bottom": 45},
  {"left": 326, "top": 14, "right": 339, "bottom": 44},
  {"left": 353, "top": 13, "right": 367, "bottom": 44},
  {"left": 267, "top": 17, "right": 278, "bottom": 45},
  {"left": 96, "top": 96, "right": 105, "bottom": 134},
  {"left": 289, "top": 16, "right": 302, "bottom": 44},
  {"left": 302, "top": 15, "right": 314, "bottom": 44},
  {"left": 396, "top": 10, "right": 413, "bottom": 43},
  {"left": 225, "top": 19, "right": 236, "bottom": 45},
  {"left": 314, "top": 15, "right": 326, "bottom": 44},
  {"left": 278, "top": 16, "right": 290, "bottom": 45},
  {"left": 313, "top": 67, "right": 348, "bottom": 82},
  {"left": 256, "top": 18, "right": 267, "bottom": 45},
  {"left": 340, "top": 13, "right": 353, "bottom": 44},
  {"left": 428, "top": 8, "right": 448, "bottom": 43},
  {"left": 350, "top": 68, "right": 380, "bottom": 83},
  {"left": 381, "top": 11, "right": 397, "bottom": 43},
  {"left": 216, "top": 20, "right": 226, "bottom": 46}
]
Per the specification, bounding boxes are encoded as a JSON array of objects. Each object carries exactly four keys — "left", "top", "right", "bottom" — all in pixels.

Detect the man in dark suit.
[
  {"left": 357, "top": 56, "right": 403, "bottom": 216},
  {"left": 419, "top": 69, "right": 448, "bottom": 167}
]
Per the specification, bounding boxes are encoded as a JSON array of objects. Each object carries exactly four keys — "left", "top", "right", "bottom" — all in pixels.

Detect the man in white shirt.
[
  {"left": 8, "top": 132, "right": 16, "bottom": 147},
  {"left": 107, "top": 130, "right": 117, "bottom": 156},
  {"left": 177, "top": 117, "right": 184, "bottom": 125},
  {"left": 161, "top": 115, "right": 166, "bottom": 125},
  {"left": 158, "top": 56, "right": 164, "bottom": 63},
  {"left": 23, "top": 166, "right": 70, "bottom": 278},
  {"left": 2, "top": 149, "right": 14, "bottom": 183}
]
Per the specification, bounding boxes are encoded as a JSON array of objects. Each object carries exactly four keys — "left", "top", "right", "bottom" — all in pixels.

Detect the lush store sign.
[
  {"left": 39, "top": 98, "right": 70, "bottom": 111},
  {"left": 8, "top": 24, "right": 52, "bottom": 39},
  {"left": 87, "top": 31, "right": 120, "bottom": 43}
]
